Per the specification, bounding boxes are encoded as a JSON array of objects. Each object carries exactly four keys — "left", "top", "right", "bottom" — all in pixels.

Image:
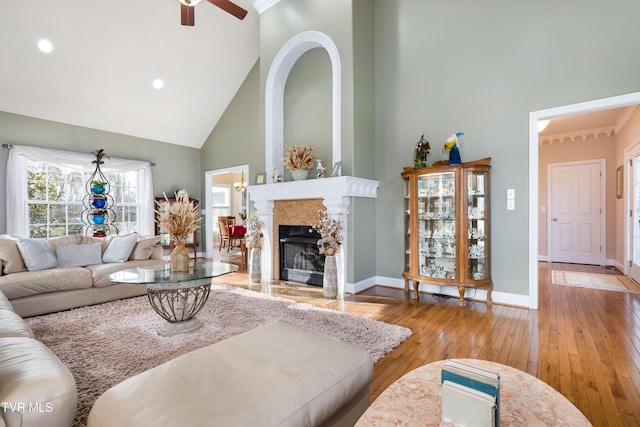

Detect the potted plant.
[
  {"left": 91, "top": 180, "right": 108, "bottom": 194},
  {"left": 283, "top": 144, "right": 316, "bottom": 181},
  {"left": 311, "top": 209, "right": 343, "bottom": 298},
  {"left": 155, "top": 190, "right": 201, "bottom": 272},
  {"left": 90, "top": 193, "right": 107, "bottom": 209},
  {"left": 90, "top": 209, "right": 107, "bottom": 225}
]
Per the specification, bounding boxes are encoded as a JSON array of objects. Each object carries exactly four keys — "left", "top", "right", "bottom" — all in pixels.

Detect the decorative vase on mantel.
[
  {"left": 250, "top": 248, "right": 262, "bottom": 283},
  {"left": 170, "top": 239, "right": 190, "bottom": 272},
  {"left": 290, "top": 169, "right": 309, "bottom": 181},
  {"left": 323, "top": 255, "right": 338, "bottom": 299}
]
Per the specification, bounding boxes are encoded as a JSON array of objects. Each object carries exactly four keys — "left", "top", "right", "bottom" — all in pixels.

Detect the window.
[
  {"left": 7, "top": 145, "right": 154, "bottom": 237},
  {"left": 211, "top": 184, "right": 231, "bottom": 234}
]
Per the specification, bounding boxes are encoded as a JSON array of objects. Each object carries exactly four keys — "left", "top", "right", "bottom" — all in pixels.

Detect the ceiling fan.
[{"left": 179, "top": 0, "right": 247, "bottom": 26}]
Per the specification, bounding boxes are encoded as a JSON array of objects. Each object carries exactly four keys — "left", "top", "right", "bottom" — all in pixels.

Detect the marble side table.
[{"left": 356, "top": 359, "right": 591, "bottom": 426}]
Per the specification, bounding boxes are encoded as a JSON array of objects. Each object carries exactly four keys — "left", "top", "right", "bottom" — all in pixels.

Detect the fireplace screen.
[{"left": 279, "top": 225, "right": 325, "bottom": 286}]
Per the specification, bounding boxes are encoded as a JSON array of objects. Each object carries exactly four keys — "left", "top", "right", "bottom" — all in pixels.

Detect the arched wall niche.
[{"left": 265, "top": 31, "right": 341, "bottom": 183}]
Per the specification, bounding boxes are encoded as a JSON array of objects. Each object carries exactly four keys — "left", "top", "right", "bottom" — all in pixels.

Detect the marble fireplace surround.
[{"left": 248, "top": 176, "right": 379, "bottom": 297}]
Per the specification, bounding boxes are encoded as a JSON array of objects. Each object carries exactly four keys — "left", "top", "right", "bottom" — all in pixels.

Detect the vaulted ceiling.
[{"left": 0, "top": 0, "right": 260, "bottom": 148}]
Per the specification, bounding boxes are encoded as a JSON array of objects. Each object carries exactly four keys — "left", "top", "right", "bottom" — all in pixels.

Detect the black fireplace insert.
[{"left": 279, "top": 225, "right": 325, "bottom": 286}]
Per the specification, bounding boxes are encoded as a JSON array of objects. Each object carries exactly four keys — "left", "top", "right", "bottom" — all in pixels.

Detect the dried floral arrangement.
[
  {"left": 283, "top": 143, "right": 317, "bottom": 171},
  {"left": 311, "top": 209, "right": 343, "bottom": 256},
  {"left": 155, "top": 190, "right": 201, "bottom": 243},
  {"left": 244, "top": 211, "right": 264, "bottom": 249}
]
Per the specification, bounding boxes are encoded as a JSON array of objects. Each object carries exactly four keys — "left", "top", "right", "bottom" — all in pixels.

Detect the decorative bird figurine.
[
  {"left": 444, "top": 132, "right": 464, "bottom": 165},
  {"left": 413, "top": 134, "right": 431, "bottom": 168}
]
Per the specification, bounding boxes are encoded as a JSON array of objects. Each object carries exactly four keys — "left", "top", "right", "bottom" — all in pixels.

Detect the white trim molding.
[
  {"left": 265, "top": 31, "right": 342, "bottom": 184},
  {"left": 539, "top": 126, "right": 615, "bottom": 145}
]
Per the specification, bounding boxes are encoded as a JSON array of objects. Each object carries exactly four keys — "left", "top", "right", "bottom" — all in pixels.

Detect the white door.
[
  {"left": 627, "top": 151, "right": 640, "bottom": 282},
  {"left": 549, "top": 161, "right": 603, "bottom": 265}
]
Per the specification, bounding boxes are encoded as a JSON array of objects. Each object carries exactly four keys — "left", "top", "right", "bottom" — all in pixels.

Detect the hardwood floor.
[{"left": 218, "top": 261, "right": 640, "bottom": 427}]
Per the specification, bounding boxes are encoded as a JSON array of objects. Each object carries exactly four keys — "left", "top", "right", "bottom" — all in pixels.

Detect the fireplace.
[{"left": 279, "top": 225, "right": 325, "bottom": 286}]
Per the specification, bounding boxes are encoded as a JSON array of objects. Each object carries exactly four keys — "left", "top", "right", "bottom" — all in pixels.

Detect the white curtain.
[{"left": 6, "top": 145, "right": 154, "bottom": 236}]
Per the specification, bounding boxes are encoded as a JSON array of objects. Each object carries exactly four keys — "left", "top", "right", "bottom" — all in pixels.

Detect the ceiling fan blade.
[
  {"left": 207, "top": 0, "right": 248, "bottom": 20},
  {"left": 181, "top": 3, "right": 195, "bottom": 26}
]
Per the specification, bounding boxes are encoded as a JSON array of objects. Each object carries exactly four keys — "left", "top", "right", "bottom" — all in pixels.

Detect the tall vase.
[
  {"left": 250, "top": 247, "right": 262, "bottom": 283},
  {"left": 290, "top": 169, "right": 309, "bottom": 181},
  {"left": 171, "top": 239, "right": 190, "bottom": 272},
  {"left": 323, "top": 255, "right": 338, "bottom": 299}
]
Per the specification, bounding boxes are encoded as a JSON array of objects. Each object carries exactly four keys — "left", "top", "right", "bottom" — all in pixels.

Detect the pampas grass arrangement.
[{"left": 155, "top": 190, "right": 201, "bottom": 243}]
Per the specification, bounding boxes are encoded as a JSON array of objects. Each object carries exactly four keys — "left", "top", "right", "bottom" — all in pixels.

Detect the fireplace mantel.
[
  {"left": 248, "top": 176, "right": 379, "bottom": 297},
  {"left": 248, "top": 176, "right": 378, "bottom": 203}
]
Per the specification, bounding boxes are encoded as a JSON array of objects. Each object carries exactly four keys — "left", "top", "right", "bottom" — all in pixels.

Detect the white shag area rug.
[{"left": 26, "top": 283, "right": 412, "bottom": 427}]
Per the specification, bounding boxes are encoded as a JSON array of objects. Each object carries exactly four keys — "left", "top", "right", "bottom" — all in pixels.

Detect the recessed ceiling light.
[
  {"left": 37, "top": 39, "right": 54, "bottom": 54},
  {"left": 153, "top": 79, "right": 164, "bottom": 90}
]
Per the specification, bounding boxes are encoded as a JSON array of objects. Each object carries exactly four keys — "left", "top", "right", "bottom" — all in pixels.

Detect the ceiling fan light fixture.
[{"left": 180, "top": 0, "right": 202, "bottom": 5}]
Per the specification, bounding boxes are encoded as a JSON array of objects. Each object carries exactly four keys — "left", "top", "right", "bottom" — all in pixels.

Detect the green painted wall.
[
  {"left": 201, "top": 59, "right": 262, "bottom": 176},
  {"left": 374, "top": 0, "right": 640, "bottom": 295},
  {"left": 283, "top": 47, "right": 332, "bottom": 181},
  {"left": 0, "top": 111, "right": 202, "bottom": 243}
]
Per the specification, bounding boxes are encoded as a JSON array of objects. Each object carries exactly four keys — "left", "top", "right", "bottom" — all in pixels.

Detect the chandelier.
[{"left": 234, "top": 171, "right": 247, "bottom": 192}]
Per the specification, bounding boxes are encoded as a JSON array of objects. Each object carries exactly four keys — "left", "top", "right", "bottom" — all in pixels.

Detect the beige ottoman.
[{"left": 88, "top": 321, "right": 373, "bottom": 427}]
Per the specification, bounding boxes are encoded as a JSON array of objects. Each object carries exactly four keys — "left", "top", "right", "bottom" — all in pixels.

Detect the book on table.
[{"left": 440, "top": 360, "right": 500, "bottom": 427}]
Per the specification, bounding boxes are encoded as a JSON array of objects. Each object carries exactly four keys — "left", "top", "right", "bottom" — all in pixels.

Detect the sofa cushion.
[
  {"left": 56, "top": 243, "right": 103, "bottom": 267},
  {"left": 0, "top": 309, "right": 33, "bottom": 338},
  {"left": 16, "top": 239, "right": 59, "bottom": 271},
  {"left": 129, "top": 236, "right": 162, "bottom": 261},
  {"left": 0, "top": 337, "right": 77, "bottom": 427},
  {"left": 0, "top": 291, "right": 13, "bottom": 311},
  {"left": 103, "top": 234, "right": 138, "bottom": 263},
  {"left": 0, "top": 235, "right": 27, "bottom": 275},
  {"left": 47, "top": 235, "right": 83, "bottom": 255},
  {"left": 0, "top": 267, "right": 93, "bottom": 299}
]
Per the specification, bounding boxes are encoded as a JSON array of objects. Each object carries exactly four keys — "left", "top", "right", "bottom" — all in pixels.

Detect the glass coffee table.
[{"left": 108, "top": 262, "right": 237, "bottom": 336}]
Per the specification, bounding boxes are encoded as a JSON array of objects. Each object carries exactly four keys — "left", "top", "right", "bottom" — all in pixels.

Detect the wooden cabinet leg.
[
  {"left": 413, "top": 281, "right": 419, "bottom": 300},
  {"left": 458, "top": 286, "right": 466, "bottom": 307},
  {"left": 486, "top": 285, "right": 493, "bottom": 306}
]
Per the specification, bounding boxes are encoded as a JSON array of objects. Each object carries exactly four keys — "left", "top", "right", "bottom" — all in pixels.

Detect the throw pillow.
[
  {"left": 129, "top": 235, "right": 162, "bottom": 261},
  {"left": 0, "top": 235, "right": 27, "bottom": 274},
  {"left": 56, "top": 243, "right": 103, "bottom": 267},
  {"left": 102, "top": 233, "right": 139, "bottom": 263},
  {"left": 47, "top": 235, "right": 83, "bottom": 256},
  {"left": 16, "top": 238, "right": 59, "bottom": 271}
]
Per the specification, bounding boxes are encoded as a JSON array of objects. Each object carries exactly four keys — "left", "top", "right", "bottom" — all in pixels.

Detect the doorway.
[
  {"left": 204, "top": 165, "right": 249, "bottom": 259},
  {"left": 624, "top": 142, "right": 640, "bottom": 283},
  {"left": 529, "top": 91, "right": 640, "bottom": 309}
]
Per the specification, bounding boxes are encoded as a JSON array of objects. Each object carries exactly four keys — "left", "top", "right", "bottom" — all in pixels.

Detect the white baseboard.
[{"left": 348, "top": 276, "right": 530, "bottom": 308}]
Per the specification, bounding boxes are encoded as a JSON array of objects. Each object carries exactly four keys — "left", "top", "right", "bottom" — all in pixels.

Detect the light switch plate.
[
  {"left": 507, "top": 189, "right": 515, "bottom": 200},
  {"left": 507, "top": 199, "right": 515, "bottom": 210}
]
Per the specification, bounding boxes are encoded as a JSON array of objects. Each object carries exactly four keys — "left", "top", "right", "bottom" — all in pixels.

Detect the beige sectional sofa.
[
  {"left": 0, "top": 291, "right": 77, "bottom": 427},
  {"left": 0, "top": 233, "right": 167, "bottom": 317}
]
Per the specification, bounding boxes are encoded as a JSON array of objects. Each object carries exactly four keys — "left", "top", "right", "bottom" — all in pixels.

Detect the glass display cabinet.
[{"left": 401, "top": 158, "right": 492, "bottom": 306}]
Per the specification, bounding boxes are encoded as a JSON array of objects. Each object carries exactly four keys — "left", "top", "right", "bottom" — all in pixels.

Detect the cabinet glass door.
[
  {"left": 417, "top": 172, "right": 456, "bottom": 279},
  {"left": 403, "top": 177, "right": 411, "bottom": 273},
  {"left": 467, "top": 171, "right": 488, "bottom": 280}
]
